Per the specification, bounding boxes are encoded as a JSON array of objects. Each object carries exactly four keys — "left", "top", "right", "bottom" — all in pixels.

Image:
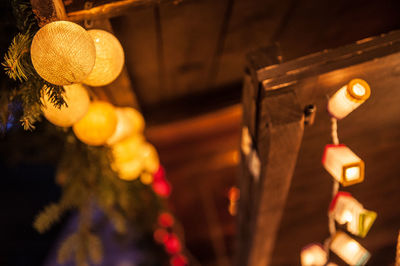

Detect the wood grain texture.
[
  {"left": 244, "top": 30, "right": 400, "bottom": 266},
  {"left": 31, "top": 0, "right": 67, "bottom": 25}
]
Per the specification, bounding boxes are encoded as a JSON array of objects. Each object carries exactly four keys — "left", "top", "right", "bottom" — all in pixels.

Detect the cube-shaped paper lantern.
[
  {"left": 322, "top": 144, "right": 365, "bottom": 186},
  {"left": 301, "top": 243, "right": 327, "bottom": 266},
  {"left": 329, "top": 192, "right": 377, "bottom": 237},
  {"left": 327, "top": 78, "right": 371, "bottom": 119},
  {"left": 330, "top": 231, "right": 370, "bottom": 266}
]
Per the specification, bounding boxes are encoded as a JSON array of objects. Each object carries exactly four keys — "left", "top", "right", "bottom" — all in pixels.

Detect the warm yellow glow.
[
  {"left": 72, "top": 101, "right": 117, "bottom": 146},
  {"left": 31, "top": 21, "right": 96, "bottom": 85},
  {"left": 323, "top": 145, "right": 364, "bottom": 186},
  {"left": 345, "top": 166, "right": 360, "bottom": 181},
  {"left": 112, "top": 134, "right": 145, "bottom": 164},
  {"left": 343, "top": 211, "right": 353, "bottom": 223},
  {"left": 83, "top": 29, "right": 124, "bottom": 87},
  {"left": 140, "top": 142, "right": 160, "bottom": 173},
  {"left": 106, "top": 107, "right": 145, "bottom": 145},
  {"left": 41, "top": 83, "right": 90, "bottom": 127},
  {"left": 114, "top": 159, "right": 142, "bottom": 181},
  {"left": 327, "top": 78, "right": 371, "bottom": 119},
  {"left": 300, "top": 244, "right": 327, "bottom": 266},
  {"left": 140, "top": 172, "right": 154, "bottom": 185},
  {"left": 351, "top": 83, "right": 366, "bottom": 97},
  {"left": 330, "top": 232, "right": 370, "bottom": 265}
]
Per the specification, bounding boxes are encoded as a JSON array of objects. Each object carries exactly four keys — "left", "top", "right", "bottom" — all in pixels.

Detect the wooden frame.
[{"left": 239, "top": 30, "right": 400, "bottom": 265}]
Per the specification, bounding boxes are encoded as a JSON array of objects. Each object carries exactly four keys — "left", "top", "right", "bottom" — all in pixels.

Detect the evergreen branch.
[
  {"left": 87, "top": 233, "right": 103, "bottom": 264},
  {"left": 2, "top": 33, "right": 34, "bottom": 82},
  {"left": 42, "top": 81, "right": 67, "bottom": 108},
  {"left": 58, "top": 233, "right": 79, "bottom": 264},
  {"left": 33, "top": 203, "right": 63, "bottom": 233}
]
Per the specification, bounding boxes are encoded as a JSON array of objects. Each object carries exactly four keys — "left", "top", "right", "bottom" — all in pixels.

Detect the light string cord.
[{"left": 324, "top": 117, "right": 340, "bottom": 254}]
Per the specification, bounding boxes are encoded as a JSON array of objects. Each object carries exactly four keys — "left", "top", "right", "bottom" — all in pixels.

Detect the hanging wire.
[{"left": 324, "top": 117, "right": 340, "bottom": 255}]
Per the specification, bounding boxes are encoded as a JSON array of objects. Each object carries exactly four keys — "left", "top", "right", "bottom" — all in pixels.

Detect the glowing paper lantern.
[
  {"left": 170, "top": 254, "right": 188, "bottom": 266},
  {"left": 72, "top": 101, "right": 117, "bottom": 146},
  {"left": 83, "top": 29, "right": 124, "bottom": 87},
  {"left": 31, "top": 21, "right": 96, "bottom": 85},
  {"left": 41, "top": 84, "right": 90, "bottom": 127},
  {"left": 140, "top": 172, "right": 154, "bottom": 185},
  {"left": 140, "top": 142, "right": 160, "bottom": 173},
  {"left": 112, "top": 134, "right": 145, "bottom": 164},
  {"left": 300, "top": 243, "right": 327, "bottom": 266},
  {"left": 330, "top": 231, "right": 370, "bottom": 266},
  {"left": 154, "top": 228, "right": 168, "bottom": 244},
  {"left": 327, "top": 79, "right": 371, "bottom": 119},
  {"left": 329, "top": 192, "right": 377, "bottom": 237},
  {"left": 107, "top": 107, "right": 145, "bottom": 145},
  {"left": 158, "top": 212, "right": 174, "bottom": 228},
  {"left": 322, "top": 144, "right": 364, "bottom": 186},
  {"left": 165, "top": 233, "right": 182, "bottom": 254}
]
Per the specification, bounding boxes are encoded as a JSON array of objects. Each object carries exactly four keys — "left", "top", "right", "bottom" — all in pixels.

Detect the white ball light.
[
  {"left": 106, "top": 107, "right": 145, "bottom": 145},
  {"left": 41, "top": 83, "right": 90, "bottom": 127},
  {"left": 83, "top": 29, "right": 124, "bottom": 87},
  {"left": 30, "top": 21, "right": 96, "bottom": 85}
]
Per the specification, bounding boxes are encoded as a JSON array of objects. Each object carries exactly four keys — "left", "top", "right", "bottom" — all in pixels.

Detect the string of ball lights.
[
  {"left": 301, "top": 79, "right": 377, "bottom": 266},
  {"left": 21, "top": 15, "right": 186, "bottom": 265}
]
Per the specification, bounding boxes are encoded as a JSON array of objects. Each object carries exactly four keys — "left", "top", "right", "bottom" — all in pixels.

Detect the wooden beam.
[
  {"left": 31, "top": 0, "right": 67, "bottom": 25},
  {"left": 247, "top": 88, "right": 304, "bottom": 266},
  {"left": 66, "top": 0, "right": 178, "bottom": 22}
]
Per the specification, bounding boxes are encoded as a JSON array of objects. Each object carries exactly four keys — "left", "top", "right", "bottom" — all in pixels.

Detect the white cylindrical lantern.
[
  {"left": 72, "top": 101, "right": 118, "bottom": 146},
  {"left": 300, "top": 243, "right": 327, "bottom": 266},
  {"left": 330, "top": 231, "right": 370, "bottom": 266},
  {"left": 327, "top": 79, "right": 371, "bottom": 119},
  {"left": 322, "top": 144, "right": 364, "bottom": 186},
  {"left": 41, "top": 83, "right": 90, "bottom": 127},
  {"left": 31, "top": 21, "right": 96, "bottom": 85},
  {"left": 329, "top": 192, "right": 377, "bottom": 238},
  {"left": 83, "top": 29, "right": 124, "bottom": 87},
  {"left": 106, "top": 107, "right": 145, "bottom": 145}
]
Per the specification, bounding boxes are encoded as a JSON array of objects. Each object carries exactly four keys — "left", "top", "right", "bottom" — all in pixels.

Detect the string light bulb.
[
  {"left": 329, "top": 192, "right": 377, "bottom": 237},
  {"left": 83, "top": 29, "right": 124, "bottom": 87},
  {"left": 327, "top": 78, "right": 371, "bottom": 119},
  {"left": 41, "top": 83, "right": 90, "bottom": 127},
  {"left": 106, "top": 107, "right": 145, "bottom": 145},
  {"left": 31, "top": 21, "right": 96, "bottom": 85},
  {"left": 300, "top": 243, "right": 327, "bottom": 266},
  {"left": 72, "top": 101, "right": 117, "bottom": 146},
  {"left": 322, "top": 144, "right": 365, "bottom": 186},
  {"left": 330, "top": 231, "right": 370, "bottom": 265}
]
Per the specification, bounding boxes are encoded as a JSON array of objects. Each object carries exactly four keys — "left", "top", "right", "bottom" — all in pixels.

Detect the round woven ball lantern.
[
  {"left": 30, "top": 21, "right": 96, "bottom": 85},
  {"left": 41, "top": 83, "right": 90, "bottom": 127},
  {"left": 112, "top": 134, "right": 145, "bottom": 164},
  {"left": 72, "top": 101, "right": 117, "bottom": 146},
  {"left": 106, "top": 107, "right": 145, "bottom": 145},
  {"left": 83, "top": 29, "right": 124, "bottom": 87},
  {"left": 140, "top": 142, "right": 160, "bottom": 173}
]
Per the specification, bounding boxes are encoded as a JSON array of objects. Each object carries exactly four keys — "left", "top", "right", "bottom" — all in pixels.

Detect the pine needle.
[
  {"left": 2, "top": 33, "right": 34, "bottom": 82},
  {"left": 33, "top": 203, "right": 63, "bottom": 233}
]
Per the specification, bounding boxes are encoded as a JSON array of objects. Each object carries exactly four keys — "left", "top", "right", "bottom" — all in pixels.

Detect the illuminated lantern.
[
  {"left": 300, "top": 243, "right": 327, "bottom": 266},
  {"left": 106, "top": 107, "right": 145, "bottom": 145},
  {"left": 152, "top": 178, "right": 172, "bottom": 198},
  {"left": 158, "top": 212, "right": 174, "bottom": 228},
  {"left": 329, "top": 192, "right": 377, "bottom": 237},
  {"left": 170, "top": 254, "right": 188, "bottom": 266},
  {"left": 154, "top": 228, "right": 169, "bottom": 244},
  {"left": 41, "top": 83, "right": 90, "bottom": 127},
  {"left": 165, "top": 233, "right": 182, "bottom": 254},
  {"left": 83, "top": 29, "right": 124, "bottom": 87},
  {"left": 72, "top": 101, "right": 117, "bottom": 146},
  {"left": 322, "top": 144, "right": 365, "bottom": 186},
  {"left": 327, "top": 78, "right": 371, "bottom": 119},
  {"left": 140, "top": 172, "right": 154, "bottom": 185},
  {"left": 31, "top": 21, "right": 96, "bottom": 85},
  {"left": 140, "top": 142, "right": 160, "bottom": 173},
  {"left": 330, "top": 231, "right": 370, "bottom": 266},
  {"left": 112, "top": 134, "right": 145, "bottom": 164}
]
